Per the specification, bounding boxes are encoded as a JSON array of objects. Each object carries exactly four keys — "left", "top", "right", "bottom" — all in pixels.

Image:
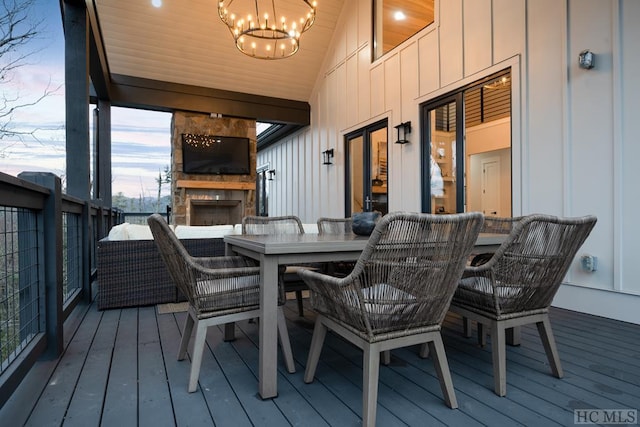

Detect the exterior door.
[{"left": 345, "top": 120, "right": 388, "bottom": 216}]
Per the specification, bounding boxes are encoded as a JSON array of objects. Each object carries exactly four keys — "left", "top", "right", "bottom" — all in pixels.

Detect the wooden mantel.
[{"left": 176, "top": 180, "right": 255, "bottom": 191}]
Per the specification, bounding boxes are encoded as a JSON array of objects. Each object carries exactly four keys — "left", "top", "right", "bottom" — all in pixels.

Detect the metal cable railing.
[{"left": 0, "top": 207, "right": 40, "bottom": 372}]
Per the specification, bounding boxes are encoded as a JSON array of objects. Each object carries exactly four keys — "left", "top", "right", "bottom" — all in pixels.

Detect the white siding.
[
  {"left": 620, "top": 0, "right": 640, "bottom": 295},
  {"left": 257, "top": 0, "right": 640, "bottom": 324},
  {"left": 463, "top": 0, "right": 493, "bottom": 75}
]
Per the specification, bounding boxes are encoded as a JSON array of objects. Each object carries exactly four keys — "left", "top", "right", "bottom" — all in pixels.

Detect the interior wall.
[
  {"left": 257, "top": 0, "right": 640, "bottom": 323},
  {"left": 466, "top": 118, "right": 511, "bottom": 215}
]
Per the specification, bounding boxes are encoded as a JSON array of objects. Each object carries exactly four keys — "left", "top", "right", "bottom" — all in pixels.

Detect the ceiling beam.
[
  {"left": 108, "top": 75, "right": 310, "bottom": 126},
  {"left": 79, "top": 1, "right": 309, "bottom": 126}
]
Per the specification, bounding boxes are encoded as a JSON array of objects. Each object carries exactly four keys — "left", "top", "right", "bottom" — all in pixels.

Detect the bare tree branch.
[{"left": 0, "top": 0, "right": 58, "bottom": 146}]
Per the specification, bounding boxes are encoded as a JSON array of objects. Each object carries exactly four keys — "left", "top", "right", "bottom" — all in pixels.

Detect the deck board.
[
  {"left": 24, "top": 305, "right": 104, "bottom": 427},
  {"left": 137, "top": 306, "right": 174, "bottom": 426},
  {"left": 2, "top": 298, "right": 639, "bottom": 427},
  {"left": 63, "top": 309, "right": 119, "bottom": 426},
  {"left": 156, "top": 310, "right": 217, "bottom": 427},
  {"left": 102, "top": 308, "right": 139, "bottom": 426}
]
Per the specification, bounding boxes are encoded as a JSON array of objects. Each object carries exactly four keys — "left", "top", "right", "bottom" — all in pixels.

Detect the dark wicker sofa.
[{"left": 96, "top": 237, "right": 226, "bottom": 310}]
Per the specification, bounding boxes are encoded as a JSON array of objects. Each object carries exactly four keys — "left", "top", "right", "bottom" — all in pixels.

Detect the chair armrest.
[
  {"left": 298, "top": 268, "right": 347, "bottom": 289},
  {"left": 194, "top": 255, "right": 257, "bottom": 269},
  {"left": 461, "top": 263, "right": 492, "bottom": 278},
  {"left": 189, "top": 256, "right": 260, "bottom": 280}
]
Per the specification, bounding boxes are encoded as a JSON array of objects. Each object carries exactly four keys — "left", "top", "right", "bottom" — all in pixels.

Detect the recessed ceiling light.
[
  {"left": 151, "top": 0, "right": 162, "bottom": 8},
  {"left": 394, "top": 11, "right": 406, "bottom": 21}
]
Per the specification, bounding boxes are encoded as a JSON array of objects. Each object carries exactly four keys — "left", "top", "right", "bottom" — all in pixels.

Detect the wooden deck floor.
[{"left": 2, "top": 297, "right": 639, "bottom": 426}]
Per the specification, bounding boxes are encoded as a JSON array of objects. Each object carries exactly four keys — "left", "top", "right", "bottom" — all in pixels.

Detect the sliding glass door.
[{"left": 421, "top": 69, "right": 512, "bottom": 217}]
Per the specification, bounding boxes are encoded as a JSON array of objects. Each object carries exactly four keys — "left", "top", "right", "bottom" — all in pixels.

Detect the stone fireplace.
[{"left": 170, "top": 112, "right": 257, "bottom": 226}]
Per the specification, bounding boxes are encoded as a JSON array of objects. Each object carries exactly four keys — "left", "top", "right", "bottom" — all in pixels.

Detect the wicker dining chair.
[
  {"left": 317, "top": 216, "right": 353, "bottom": 235},
  {"left": 147, "top": 214, "right": 295, "bottom": 392},
  {"left": 449, "top": 214, "right": 597, "bottom": 396},
  {"left": 300, "top": 212, "right": 484, "bottom": 426},
  {"left": 242, "top": 215, "right": 313, "bottom": 316},
  {"left": 317, "top": 217, "right": 355, "bottom": 277},
  {"left": 465, "top": 216, "right": 524, "bottom": 343}
]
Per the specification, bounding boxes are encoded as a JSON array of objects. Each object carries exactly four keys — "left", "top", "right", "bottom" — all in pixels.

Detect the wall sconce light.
[
  {"left": 267, "top": 169, "right": 276, "bottom": 181},
  {"left": 394, "top": 121, "right": 412, "bottom": 144},
  {"left": 578, "top": 49, "right": 595, "bottom": 69},
  {"left": 322, "top": 149, "right": 334, "bottom": 165}
]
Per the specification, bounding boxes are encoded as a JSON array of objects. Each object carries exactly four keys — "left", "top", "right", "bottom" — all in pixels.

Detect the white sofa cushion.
[
  {"left": 107, "top": 223, "right": 130, "bottom": 240},
  {"left": 174, "top": 224, "right": 235, "bottom": 239},
  {"left": 127, "top": 223, "right": 155, "bottom": 240}
]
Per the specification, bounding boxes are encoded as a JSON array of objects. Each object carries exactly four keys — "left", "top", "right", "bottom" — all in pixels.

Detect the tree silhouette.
[{"left": 155, "top": 165, "right": 171, "bottom": 212}]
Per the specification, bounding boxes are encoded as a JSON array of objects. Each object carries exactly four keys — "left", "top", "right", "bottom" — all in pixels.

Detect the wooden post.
[{"left": 19, "top": 172, "right": 64, "bottom": 359}]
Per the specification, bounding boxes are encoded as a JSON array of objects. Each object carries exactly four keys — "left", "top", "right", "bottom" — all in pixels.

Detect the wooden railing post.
[{"left": 18, "top": 172, "right": 63, "bottom": 359}]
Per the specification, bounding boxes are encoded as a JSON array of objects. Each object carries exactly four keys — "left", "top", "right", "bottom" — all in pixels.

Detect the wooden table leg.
[{"left": 259, "top": 254, "right": 279, "bottom": 399}]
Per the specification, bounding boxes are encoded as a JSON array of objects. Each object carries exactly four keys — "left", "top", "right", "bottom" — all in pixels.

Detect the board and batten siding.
[{"left": 257, "top": 0, "right": 640, "bottom": 324}]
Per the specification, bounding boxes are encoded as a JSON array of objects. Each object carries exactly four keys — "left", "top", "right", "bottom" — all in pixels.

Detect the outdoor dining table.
[{"left": 224, "top": 232, "right": 505, "bottom": 399}]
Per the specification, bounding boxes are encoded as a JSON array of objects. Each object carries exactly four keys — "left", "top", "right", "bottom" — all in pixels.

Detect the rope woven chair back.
[
  {"left": 317, "top": 217, "right": 353, "bottom": 235},
  {"left": 313, "top": 212, "right": 483, "bottom": 338},
  {"left": 147, "top": 213, "right": 196, "bottom": 303},
  {"left": 481, "top": 216, "right": 524, "bottom": 234},
  {"left": 470, "top": 216, "right": 524, "bottom": 266},
  {"left": 477, "top": 214, "right": 597, "bottom": 314},
  {"left": 242, "top": 215, "right": 306, "bottom": 309},
  {"left": 242, "top": 215, "right": 304, "bottom": 235}
]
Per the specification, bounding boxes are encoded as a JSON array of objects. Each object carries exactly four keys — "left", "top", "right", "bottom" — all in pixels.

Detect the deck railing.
[{"left": 0, "top": 171, "right": 122, "bottom": 408}]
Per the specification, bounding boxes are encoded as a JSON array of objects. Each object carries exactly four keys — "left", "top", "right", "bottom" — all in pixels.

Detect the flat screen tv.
[{"left": 182, "top": 134, "right": 251, "bottom": 175}]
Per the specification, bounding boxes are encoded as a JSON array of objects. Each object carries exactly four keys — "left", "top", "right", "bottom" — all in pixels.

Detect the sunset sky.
[{"left": 0, "top": 0, "right": 172, "bottom": 198}]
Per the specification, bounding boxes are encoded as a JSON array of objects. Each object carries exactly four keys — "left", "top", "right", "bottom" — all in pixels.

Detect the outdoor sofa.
[
  {"left": 96, "top": 222, "right": 319, "bottom": 310},
  {"left": 96, "top": 223, "right": 235, "bottom": 310}
]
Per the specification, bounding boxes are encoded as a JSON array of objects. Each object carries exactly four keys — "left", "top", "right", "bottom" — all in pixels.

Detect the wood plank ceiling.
[
  {"left": 93, "top": 0, "right": 346, "bottom": 103},
  {"left": 381, "top": 0, "right": 435, "bottom": 56}
]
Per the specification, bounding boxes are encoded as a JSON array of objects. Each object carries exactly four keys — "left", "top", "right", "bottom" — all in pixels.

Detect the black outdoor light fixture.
[
  {"left": 267, "top": 169, "right": 276, "bottom": 180},
  {"left": 322, "top": 148, "right": 334, "bottom": 165},
  {"left": 394, "top": 121, "right": 412, "bottom": 144}
]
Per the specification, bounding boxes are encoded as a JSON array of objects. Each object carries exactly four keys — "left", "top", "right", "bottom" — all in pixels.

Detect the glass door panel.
[
  {"left": 429, "top": 101, "right": 458, "bottom": 214},
  {"left": 370, "top": 127, "right": 388, "bottom": 215},
  {"left": 348, "top": 135, "right": 364, "bottom": 212}
]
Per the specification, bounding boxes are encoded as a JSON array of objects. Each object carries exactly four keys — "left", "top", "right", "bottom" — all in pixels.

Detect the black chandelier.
[{"left": 218, "top": 0, "right": 318, "bottom": 60}]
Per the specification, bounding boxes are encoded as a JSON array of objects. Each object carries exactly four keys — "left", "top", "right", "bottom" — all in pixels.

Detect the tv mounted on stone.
[{"left": 182, "top": 134, "right": 250, "bottom": 175}]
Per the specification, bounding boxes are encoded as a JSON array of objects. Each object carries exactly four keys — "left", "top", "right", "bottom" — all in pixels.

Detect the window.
[{"left": 373, "top": 0, "right": 435, "bottom": 60}]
